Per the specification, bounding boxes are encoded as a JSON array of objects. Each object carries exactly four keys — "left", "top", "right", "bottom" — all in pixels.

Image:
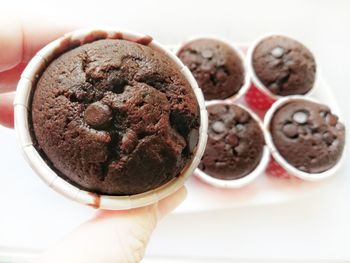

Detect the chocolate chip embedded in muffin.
[
  {"left": 84, "top": 101, "right": 113, "bottom": 129},
  {"left": 270, "top": 99, "right": 345, "bottom": 173},
  {"left": 30, "top": 39, "right": 200, "bottom": 195},
  {"left": 177, "top": 38, "right": 245, "bottom": 100},
  {"left": 252, "top": 35, "right": 316, "bottom": 96},
  {"left": 199, "top": 104, "right": 264, "bottom": 180}
]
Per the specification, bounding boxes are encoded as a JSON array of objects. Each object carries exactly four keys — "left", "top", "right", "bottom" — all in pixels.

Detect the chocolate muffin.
[
  {"left": 30, "top": 39, "right": 200, "bottom": 195},
  {"left": 252, "top": 35, "right": 316, "bottom": 96},
  {"left": 177, "top": 38, "right": 245, "bottom": 100},
  {"left": 199, "top": 104, "right": 264, "bottom": 180},
  {"left": 270, "top": 99, "right": 345, "bottom": 173}
]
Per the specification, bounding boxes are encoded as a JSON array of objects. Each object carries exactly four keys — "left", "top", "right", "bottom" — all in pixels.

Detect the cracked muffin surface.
[
  {"left": 177, "top": 38, "right": 245, "bottom": 100},
  {"left": 199, "top": 104, "right": 264, "bottom": 180},
  {"left": 30, "top": 39, "right": 200, "bottom": 195},
  {"left": 270, "top": 99, "right": 345, "bottom": 173},
  {"left": 252, "top": 35, "right": 316, "bottom": 96}
]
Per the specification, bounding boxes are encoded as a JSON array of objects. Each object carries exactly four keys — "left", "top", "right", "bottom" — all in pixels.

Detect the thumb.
[{"left": 35, "top": 186, "right": 187, "bottom": 263}]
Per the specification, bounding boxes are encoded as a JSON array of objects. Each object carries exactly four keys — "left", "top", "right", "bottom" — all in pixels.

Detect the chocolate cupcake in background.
[
  {"left": 30, "top": 39, "right": 200, "bottom": 196},
  {"left": 199, "top": 104, "right": 265, "bottom": 180},
  {"left": 269, "top": 99, "right": 345, "bottom": 173},
  {"left": 177, "top": 38, "right": 245, "bottom": 100},
  {"left": 252, "top": 35, "right": 316, "bottom": 96}
]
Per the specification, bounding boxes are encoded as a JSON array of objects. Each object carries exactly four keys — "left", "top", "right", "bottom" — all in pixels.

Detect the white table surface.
[{"left": 1, "top": 0, "right": 350, "bottom": 261}]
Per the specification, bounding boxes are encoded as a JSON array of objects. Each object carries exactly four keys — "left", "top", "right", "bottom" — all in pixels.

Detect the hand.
[{"left": 0, "top": 17, "right": 187, "bottom": 263}]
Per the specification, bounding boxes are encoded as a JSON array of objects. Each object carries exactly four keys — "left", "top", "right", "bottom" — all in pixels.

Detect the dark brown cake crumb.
[
  {"left": 270, "top": 99, "right": 345, "bottom": 173},
  {"left": 252, "top": 35, "right": 316, "bottom": 96},
  {"left": 31, "top": 39, "right": 200, "bottom": 195},
  {"left": 177, "top": 38, "right": 245, "bottom": 100},
  {"left": 199, "top": 104, "right": 264, "bottom": 180}
]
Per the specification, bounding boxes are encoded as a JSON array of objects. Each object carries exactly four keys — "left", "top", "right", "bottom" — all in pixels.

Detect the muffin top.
[
  {"left": 177, "top": 38, "right": 245, "bottom": 100},
  {"left": 199, "top": 104, "right": 264, "bottom": 180},
  {"left": 31, "top": 39, "right": 200, "bottom": 195},
  {"left": 270, "top": 99, "right": 345, "bottom": 173},
  {"left": 252, "top": 35, "right": 316, "bottom": 96}
]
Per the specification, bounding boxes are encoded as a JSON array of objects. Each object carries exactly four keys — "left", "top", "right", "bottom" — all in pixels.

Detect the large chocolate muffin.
[
  {"left": 252, "top": 35, "right": 316, "bottom": 96},
  {"left": 177, "top": 38, "right": 245, "bottom": 100},
  {"left": 270, "top": 99, "right": 345, "bottom": 173},
  {"left": 30, "top": 39, "right": 200, "bottom": 195},
  {"left": 199, "top": 104, "right": 264, "bottom": 180}
]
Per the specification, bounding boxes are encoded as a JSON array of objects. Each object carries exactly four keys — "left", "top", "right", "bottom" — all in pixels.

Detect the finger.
[
  {"left": 94, "top": 186, "right": 187, "bottom": 221},
  {"left": 0, "top": 16, "right": 22, "bottom": 72},
  {"left": 36, "top": 187, "right": 187, "bottom": 263},
  {"left": 0, "top": 15, "right": 74, "bottom": 75},
  {"left": 0, "top": 63, "right": 26, "bottom": 93},
  {"left": 0, "top": 17, "right": 74, "bottom": 93},
  {"left": 21, "top": 20, "right": 75, "bottom": 63},
  {"left": 157, "top": 186, "right": 187, "bottom": 219},
  {"left": 0, "top": 92, "right": 15, "bottom": 129}
]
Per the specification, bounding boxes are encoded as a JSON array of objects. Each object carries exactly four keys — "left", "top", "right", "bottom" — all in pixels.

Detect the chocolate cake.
[
  {"left": 270, "top": 99, "right": 345, "bottom": 173},
  {"left": 252, "top": 35, "right": 316, "bottom": 96},
  {"left": 177, "top": 38, "right": 245, "bottom": 100},
  {"left": 30, "top": 39, "right": 200, "bottom": 195},
  {"left": 199, "top": 104, "right": 264, "bottom": 180}
]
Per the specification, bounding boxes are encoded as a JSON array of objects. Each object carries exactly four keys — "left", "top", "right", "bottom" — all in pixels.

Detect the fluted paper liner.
[
  {"left": 14, "top": 28, "right": 208, "bottom": 210},
  {"left": 194, "top": 101, "right": 270, "bottom": 188},
  {"left": 264, "top": 95, "right": 345, "bottom": 181}
]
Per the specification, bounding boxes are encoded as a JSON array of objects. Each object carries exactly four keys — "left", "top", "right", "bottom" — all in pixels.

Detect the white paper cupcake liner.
[
  {"left": 174, "top": 36, "right": 250, "bottom": 103},
  {"left": 194, "top": 100, "right": 270, "bottom": 188},
  {"left": 14, "top": 27, "right": 208, "bottom": 210},
  {"left": 264, "top": 95, "right": 346, "bottom": 181},
  {"left": 246, "top": 33, "right": 318, "bottom": 102}
]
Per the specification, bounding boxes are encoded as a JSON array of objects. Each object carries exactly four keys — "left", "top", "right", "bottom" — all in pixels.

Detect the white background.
[{"left": 1, "top": 0, "right": 350, "bottom": 261}]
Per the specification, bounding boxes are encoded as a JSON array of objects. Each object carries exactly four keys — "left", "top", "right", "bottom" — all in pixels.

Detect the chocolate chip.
[
  {"left": 234, "top": 142, "right": 247, "bottom": 156},
  {"left": 215, "top": 69, "right": 227, "bottom": 82},
  {"left": 84, "top": 101, "right": 113, "bottom": 129},
  {"left": 190, "top": 63, "right": 197, "bottom": 70},
  {"left": 212, "top": 121, "right": 226, "bottom": 133},
  {"left": 319, "top": 111, "right": 327, "bottom": 118},
  {"left": 313, "top": 133, "right": 322, "bottom": 141},
  {"left": 311, "top": 158, "right": 317, "bottom": 164},
  {"left": 282, "top": 123, "right": 298, "bottom": 138},
  {"left": 236, "top": 124, "right": 245, "bottom": 132},
  {"left": 226, "top": 133, "right": 239, "bottom": 146},
  {"left": 332, "top": 139, "right": 340, "bottom": 147},
  {"left": 271, "top": 47, "right": 284, "bottom": 58},
  {"left": 188, "top": 128, "right": 199, "bottom": 153},
  {"left": 217, "top": 57, "right": 225, "bottom": 66},
  {"left": 285, "top": 60, "right": 295, "bottom": 66},
  {"left": 121, "top": 130, "right": 138, "bottom": 154},
  {"left": 298, "top": 166, "right": 307, "bottom": 171},
  {"left": 323, "top": 131, "right": 334, "bottom": 145},
  {"left": 293, "top": 111, "right": 308, "bottom": 124},
  {"left": 269, "top": 82, "right": 279, "bottom": 91},
  {"left": 202, "top": 49, "right": 214, "bottom": 59},
  {"left": 221, "top": 113, "right": 233, "bottom": 123},
  {"left": 224, "top": 144, "right": 231, "bottom": 151},
  {"left": 215, "top": 161, "right": 226, "bottom": 168},
  {"left": 298, "top": 126, "right": 308, "bottom": 135},
  {"left": 238, "top": 112, "right": 250, "bottom": 124},
  {"left": 201, "top": 63, "right": 211, "bottom": 71},
  {"left": 326, "top": 114, "right": 338, "bottom": 126}
]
